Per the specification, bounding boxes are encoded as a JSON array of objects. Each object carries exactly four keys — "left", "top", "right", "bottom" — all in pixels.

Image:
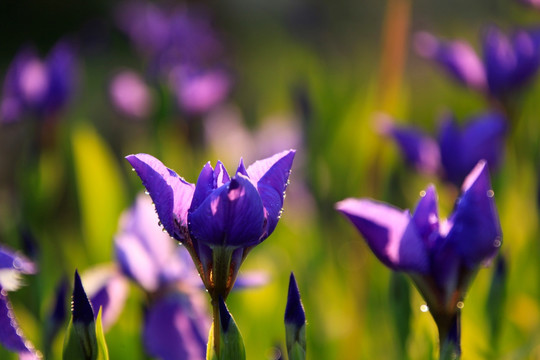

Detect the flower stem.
[
  {"left": 437, "top": 310, "right": 461, "bottom": 360},
  {"left": 212, "top": 299, "right": 221, "bottom": 358}
]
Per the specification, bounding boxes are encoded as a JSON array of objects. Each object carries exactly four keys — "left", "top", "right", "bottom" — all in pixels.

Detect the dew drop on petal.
[
  {"left": 493, "top": 237, "right": 502, "bottom": 248},
  {"left": 456, "top": 301, "right": 464, "bottom": 309},
  {"left": 420, "top": 304, "right": 429, "bottom": 312},
  {"left": 144, "top": 191, "right": 150, "bottom": 195},
  {"left": 487, "top": 190, "right": 495, "bottom": 198},
  {"left": 419, "top": 190, "right": 426, "bottom": 197},
  {"left": 131, "top": 168, "right": 135, "bottom": 172}
]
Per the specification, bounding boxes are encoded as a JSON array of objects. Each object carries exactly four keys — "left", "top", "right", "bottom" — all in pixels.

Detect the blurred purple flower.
[
  {"left": 116, "top": 2, "right": 222, "bottom": 66},
  {"left": 379, "top": 111, "right": 507, "bottom": 186},
  {"left": 126, "top": 150, "right": 295, "bottom": 300},
  {"left": 109, "top": 70, "right": 153, "bottom": 119},
  {"left": 516, "top": 0, "right": 540, "bottom": 8},
  {"left": 414, "top": 27, "right": 540, "bottom": 99},
  {"left": 169, "top": 65, "right": 230, "bottom": 115},
  {"left": 336, "top": 160, "right": 501, "bottom": 322},
  {"left": 0, "top": 246, "right": 39, "bottom": 359},
  {"left": 0, "top": 41, "right": 77, "bottom": 123},
  {"left": 115, "top": 2, "right": 230, "bottom": 114},
  {"left": 84, "top": 194, "right": 210, "bottom": 359}
]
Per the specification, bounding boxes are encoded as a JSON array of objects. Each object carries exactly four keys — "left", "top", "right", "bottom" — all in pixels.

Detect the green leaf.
[
  {"left": 207, "top": 299, "right": 246, "bottom": 360},
  {"left": 95, "top": 308, "right": 109, "bottom": 360},
  {"left": 71, "top": 122, "right": 127, "bottom": 263}
]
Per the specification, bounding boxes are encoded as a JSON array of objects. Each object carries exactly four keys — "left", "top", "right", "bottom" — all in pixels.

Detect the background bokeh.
[{"left": 1, "top": 0, "right": 540, "bottom": 358}]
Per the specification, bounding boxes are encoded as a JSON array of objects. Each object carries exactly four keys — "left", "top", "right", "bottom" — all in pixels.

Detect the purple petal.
[
  {"left": 285, "top": 273, "right": 305, "bottom": 327},
  {"left": 511, "top": 30, "right": 540, "bottom": 92},
  {"left": 0, "top": 246, "right": 35, "bottom": 274},
  {"left": 446, "top": 161, "right": 502, "bottom": 268},
  {"left": 414, "top": 32, "right": 487, "bottom": 91},
  {"left": 126, "top": 154, "right": 195, "bottom": 241},
  {"left": 188, "top": 174, "right": 266, "bottom": 247},
  {"left": 233, "top": 271, "right": 270, "bottom": 290},
  {"left": 84, "top": 266, "right": 129, "bottom": 331},
  {"left": 438, "top": 114, "right": 465, "bottom": 186},
  {"left": 378, "top": 117, "right": 440, "bottom": 174},
  {"left": 109, "top": 70, "right": 153, "bottom": 119},
  {"left": 412, "top": 185, "right": 440, "bottom": 249},
  {"left": 336, "top": 199, "right": 429, "bottom": 273},
  {"left": 143, "top": 293, "right": 210, "bottom": 360},
  {"left": 214, "top": 161, "right": 230, "bottom": 188},
  {"left": 189, "top": 162, "right": 215, "bottom": 213},
  {"left": 44, "top": 41, "right": 77, "bottom": 115},
  {"left": 171, "top": 65, "right": 230, "bottom": 115},
  {"left": 246, "top": 150, "right": 296, "bottom": 236},
  {"left": 481, "top": 26, "right": 540, "bottom": 96},
  {"left": 460, "top": 112, "right": 507, "bottom": 171},
  {"left": 0, "top": 287, "right": 39, "bottom": 359},
  {"left": 439, "top": 112, "right": 507, "bottom": 186}
]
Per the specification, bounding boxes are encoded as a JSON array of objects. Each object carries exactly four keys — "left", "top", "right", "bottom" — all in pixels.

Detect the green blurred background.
[{"left": 1, "top": 0, "right": 540, "bottom": 358}]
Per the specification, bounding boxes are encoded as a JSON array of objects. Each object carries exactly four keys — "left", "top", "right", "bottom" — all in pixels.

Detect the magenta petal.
[
  {"left": 143, "top": 294, "right": 209, "bottom": 360},
  {"left": 0, "top": 287, "right": 39, "bottom": 359},
  {"left": 126, "top": 154, "right": 195, "bottom": 240},
  {"left": 447, "top": 161, "right": 502, "bottom": 267},
  {"left": 336, "top": 199, "right": 429, "bottom": 273},
  {"left": 246, "top": 150, "right": 296, "bottom": 236},
  {"left": 189, "top": 175, "right": 265, "bottom": 247}
]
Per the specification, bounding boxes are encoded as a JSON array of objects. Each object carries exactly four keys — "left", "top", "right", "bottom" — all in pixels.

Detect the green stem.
[
  {"left": 437, "top": 310, "right": 461, "bottom": 360},
  {"left": 212, "top": 299, "right": 221, "bottom": 358}
]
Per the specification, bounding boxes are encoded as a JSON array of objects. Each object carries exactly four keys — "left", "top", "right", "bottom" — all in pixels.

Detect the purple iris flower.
[
  {"left": 126, "top": 150, "right": 295, "bottom": 300},
  {"left": 84, "top": 194, "right": 210, "bottom": 360},
  {"left": 414, "top": 27, "right": 540, "bottom": 100},
  {"left": 336, "top": 161, "right": 501, "bottom": 354},
  {"left": 380, "top": 111, "right": 507, "bottom": 186},
  {"left": 0, "top": 246, "right": 39, "bottom": 359},
  {"left": 0, "top": 41, "right": 77, "bottom": 123}
]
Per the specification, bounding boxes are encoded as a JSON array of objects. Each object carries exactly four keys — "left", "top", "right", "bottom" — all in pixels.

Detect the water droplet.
[
  {"left": 493, "top": 237, "right": 502, "bottom": 247},
  {"left": 131, "top": 168, "right": 135, "bottom": 172},
  {"left": 12, "top": 259, "right": 22, "bottom": 270},
  {"left": 456, "top": 301, "right": 464, "bottom": 309},
  {"left": 420, "top": 304, "right": 429, "bottom": 312},
  {"left": 145, "top": 191, "right": 150, "bottom": 195},
  {"left": 487, "top": 190, "right": 494, "bottom": 198},
  {"left": 419, "top": 190, "right": 426, "bottom": 197}
]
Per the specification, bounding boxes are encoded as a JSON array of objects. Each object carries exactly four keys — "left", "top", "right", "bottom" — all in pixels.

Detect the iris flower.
[
  {"left": 336, "top": 161, "right": 502, "bottom": 356},
  {"left": 0, "top": 41, "right": 77, "bottom": 123},
  {"left": 127, "top": 150, "right": 295, "bottom": 301},
  {"left": 379, "top": 111, "right": 506, "bottom": 186},
  {"left": 414, "top": 27, "right": 540, "bottom": 101},
  {"left": 0, "top": 245, "right": 39, "bottom": 359}
]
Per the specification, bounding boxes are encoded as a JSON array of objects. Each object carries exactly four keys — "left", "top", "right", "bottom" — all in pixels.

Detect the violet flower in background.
[
  {"left": 84, "top": 194, "right": 210, "bottom": 360},
  {"left": 516, "top": 0, "right": 540, "bottom": 9},
  {"left": 0, "top": 245, "right": 40, "bottom": 359},
  {"left": 116, "top": 1, "right": 230, "bottom": 115},
  {"left": 0, "top": 41, "right": 77, "bottom": 123},
  {"left": 414, "top": 27, "right": 540, "bottom": 102},
  {"left": 109, "top": 70, "right": 153, "bottom": 119},
  {"left": 169, "top": 65, "right": 231, "bottom": 116},
  {"left": 126, "top": 150, "right": 295, "bottom": 302},
  {"left": 336, "top": 161, "right": 502, "bottom": 357},
  {"left": 379, "top": 111, "right": 507, "bottom": 186}
]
